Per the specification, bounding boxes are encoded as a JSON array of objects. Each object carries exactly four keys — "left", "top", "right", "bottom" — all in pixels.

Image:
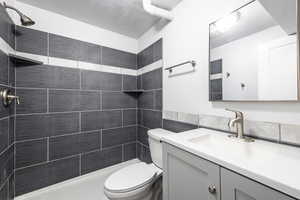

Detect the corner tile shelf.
[{"left": 9, "top": 54, "right": 44, "bottom": 66}]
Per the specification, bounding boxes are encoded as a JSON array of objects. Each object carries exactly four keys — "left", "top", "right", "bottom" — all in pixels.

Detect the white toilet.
[{"left": 104, "top": 128, "right": 174, "bottom": 200}]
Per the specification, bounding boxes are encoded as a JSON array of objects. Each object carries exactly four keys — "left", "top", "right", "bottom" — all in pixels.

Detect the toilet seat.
[{"left": 104, "top": 162, "right": 161, "bottom": 194}]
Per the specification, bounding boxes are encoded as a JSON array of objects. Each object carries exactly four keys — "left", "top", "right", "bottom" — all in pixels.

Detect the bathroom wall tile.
[
  {"left": 9, "top": 173, "right": 14, "bottom": 199},
  {"left": 199, "top": 114, "right": 230, "bottom": 131},
  {"left": 0, "top": 4, "right": 15, "bottom": 48},
  {"left": 8, "top": 58, "right": 15, "bottom": 87},
  {"left": 280, "top": 124, "right": 300, "bottom": 145},
  {"left": 154, "top": 90, "right": 162, "bottom": 110},
  {"left": 15, "top": 156, "right": 80, "bottom": 196},
  {"left": 15, "top": 26, "right": 48, "bottom": 56},
  {"left": 142, "top": 110, "right": 162, "bottom": 129},
  {"left": 244, "top": 120, "right": 280, "bottom": 141},
  {"left": 137, "top": 143, "right": 151, "bottom": 163},
  {"left": 210, "top": 92, "right": 222, "bottom": 101},
  {"left": 123, "top": 75, "right": 137, "bottom": 91},
  {"left": 16, "top": 88, "right": 47, "bottom": 114},
  {"left": 16, "top": 65, "right": 80, "bottom": 89},
  {"left": 137, "top": 109, "right": 143, "bottom": 124},
  {"left": 16, "top": 138, "right": 47, "bottom": 169},
  {"left": 123, "top": 109, "right": 137, "bottom": 126},
  {"left": 16, "top": 113, "right": 80, "bottom": 141},
  {"left": 49, "top": 90, "right": 101, "bottom": 112},
  {"left": 138, "top": 45, "right": 153, "bottom": 69},
  {"left": 0, "top": 181, "right": 8, "bottom": 200},
  {"left": 0, "top": 49, "right": 8, "bottom": 86},
  {"left": 81, "top": 70, "right": 122, "bottom": 91},
  {"left": 0, "top": 146, "right": 14, "bottom": 187},
  {"left": 163, "top": 119, "right": 198, "bottom": 133},
  {"left": 0, "top": 86, "right": 12, "bottom": 119},
  {"left": 102, "top": 47, "right": 137, "bottom": 70},
  {"left": 78, "top": 41, "right": 100, "bottom": 64},
  {"left": 81, "top": 110, "right": 122, "bottom": 132},
  {"left": 178, "top": 112, "right": 199, "bottom": 126},
  {"left": 153, "top": 38, "right": 163, "bottom": 62},
  {"left": 210, "top": 59, "right": 222, "bottom": 74},
  {"left": 137, "top": 126, "right": 149, "bottom": 146},
  {"left": 137, "top": 75, "right": 142, "bottom": 90},
  {"left": 163, "top": 110, "right": 178, "bottom": 121},
  {"left": 49, "top": 131, "right": 101, "bottom": 160},
  {"left": 102, "top": 92, "right": 137, "bottom": 109},
  {"left": 210, "top": 79, "right": 222, "bottom": 93},
  {"left": 123, "top": 143, "right": 136, "bottom": 161},
  {"left": 142, "top": 68, "right": 162, "bottom": 90},
  {"left": 49, "top": 34, "right": 81, "bottom": 60},
  {"left": 138, "top": 91, "right": 154, "bottom": 109},
  {"left": 81, "top": 146, "right": 122, "bottom": 174},
  {"left": 9, "top": 116, "right": 14, "bottom": 145},
  {"left": 102, "top": 126, "right": 136, "bottom": 148},
  {"left": 0, "top": 118, "right": 8, "bottom": 153}
]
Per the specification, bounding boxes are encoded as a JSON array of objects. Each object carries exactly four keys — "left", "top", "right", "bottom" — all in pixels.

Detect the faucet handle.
[{"left": 225, "top": 108, "right": 243, "bottom": 118}]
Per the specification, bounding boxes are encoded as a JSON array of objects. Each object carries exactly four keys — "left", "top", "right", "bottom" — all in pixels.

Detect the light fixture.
[{"left": 211, "top": 11, "right": 241, "bottom": 34}]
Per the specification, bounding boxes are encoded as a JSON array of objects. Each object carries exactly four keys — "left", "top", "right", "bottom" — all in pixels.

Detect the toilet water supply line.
[{"left": 142, "top": 0, "right": 174, "bottom": 21}]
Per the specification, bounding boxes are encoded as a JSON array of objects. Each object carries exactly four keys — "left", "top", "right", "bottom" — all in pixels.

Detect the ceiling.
[
  {"left": 210, "top": 0, "right": 297, "bottom": 48},
  {"left": 210, "top": 1, "right": 277, "bottom": 48},
  {"left": 17, "top": 0, "right": 182, "bottom": 38}
]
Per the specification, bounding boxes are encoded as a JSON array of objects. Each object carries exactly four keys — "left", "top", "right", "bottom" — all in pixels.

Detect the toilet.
[{"left": 104, "top": 128, "right": 174, "bottom": 200}]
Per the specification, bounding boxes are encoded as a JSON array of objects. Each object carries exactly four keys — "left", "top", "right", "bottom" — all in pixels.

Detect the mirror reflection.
[{"left": 209, "top": 0, "right": 298, "bottom": 101}]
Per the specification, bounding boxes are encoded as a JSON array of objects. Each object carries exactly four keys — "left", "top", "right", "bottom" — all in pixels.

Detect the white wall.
[
  {"left": 6, "top": 1, "right": 138, "bottom": 53},
  {"left": 138, "top": 0, "right": 300, "bottom": 125}
]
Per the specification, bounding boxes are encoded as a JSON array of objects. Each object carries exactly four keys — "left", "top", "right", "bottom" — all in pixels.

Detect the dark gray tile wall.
[
  {"left": 15, "top": 26, "right": 137, "bottom": 68},
  {"left": 0, "top": 4, "right": 15, "bottom": 200},
  {"left": 163, "top": 119, "right": 198, "bottom": 133},
  {"left": 137, "top": 38, "right": 162, "bottom": 69},
  {"left": 13, "top": 27, "right": 142, "bottom": 197},
  {"left": 136, "top": 39, "right": 163, "bottom": 163},
  {"left": 12, "top": 26, "right": 164, "bottom": 197}
]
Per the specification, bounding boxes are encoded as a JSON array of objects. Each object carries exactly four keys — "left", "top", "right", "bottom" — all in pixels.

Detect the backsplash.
[
  {"left": 163, "top": 110, "right": 300, "bottom": 146},
  {"left": 0, "top": 4, "right": 15, "bottom": 200}
]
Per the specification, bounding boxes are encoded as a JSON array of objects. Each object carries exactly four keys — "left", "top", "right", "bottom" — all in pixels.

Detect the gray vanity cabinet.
[
  {"left": 221, "top": 168, "right": 295, "bottom": 200},
  {"left": 163, "top": 143, "right": 296, "bottom": 200},
  {"left": 163, "top": 143, "right": 221, "bottom": 200}
]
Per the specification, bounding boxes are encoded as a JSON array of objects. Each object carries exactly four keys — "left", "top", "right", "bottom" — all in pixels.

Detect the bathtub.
[{"left": 15, "top": 159, "right": 140, "bottom": 200}]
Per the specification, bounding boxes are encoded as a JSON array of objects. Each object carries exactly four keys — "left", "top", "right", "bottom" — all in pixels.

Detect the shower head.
[{"left": 3, "top": 2, "right": 35, "bottom": 26}]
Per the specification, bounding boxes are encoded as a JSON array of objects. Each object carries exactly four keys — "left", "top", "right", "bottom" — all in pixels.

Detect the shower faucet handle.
[{"left": 0, "top": 89, "right": 20, "bottom": 107}]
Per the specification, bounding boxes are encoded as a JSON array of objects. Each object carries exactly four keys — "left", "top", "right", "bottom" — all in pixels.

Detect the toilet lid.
[{"left": 104, "top": 163, "right": 159, "bottom": 193}]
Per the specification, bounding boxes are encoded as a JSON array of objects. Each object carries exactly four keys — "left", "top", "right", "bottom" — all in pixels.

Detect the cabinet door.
[
  {"left": 163, "top": 143, "right": 220, "bottom": 200},
  {"left": 221, "top": 168, "right": 295, "bottom": 200}
]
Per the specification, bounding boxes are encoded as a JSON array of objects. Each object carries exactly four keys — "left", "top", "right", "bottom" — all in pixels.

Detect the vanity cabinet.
[
  {"left": 163, "top": 143, "right": 220, "bottom": 200},
  {"left": 163, "top": 143, "right": 296, "bottom": 200},
  {"left": 221, "top": 168, "right": 295, "bottom": 200}
]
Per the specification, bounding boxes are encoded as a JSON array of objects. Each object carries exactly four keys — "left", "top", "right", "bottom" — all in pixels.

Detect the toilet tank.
[{"left": 148, "top": 129, "right": 174, "bottom": 169}]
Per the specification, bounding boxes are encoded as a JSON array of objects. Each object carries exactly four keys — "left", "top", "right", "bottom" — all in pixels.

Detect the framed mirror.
[{"left": 209, "top": 0, "right": 298, "bottom": 101}]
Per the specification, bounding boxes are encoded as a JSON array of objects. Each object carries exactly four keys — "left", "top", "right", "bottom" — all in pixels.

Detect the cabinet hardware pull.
[{"left": 208, "top": 185, "right": 216, "bottom": 194}]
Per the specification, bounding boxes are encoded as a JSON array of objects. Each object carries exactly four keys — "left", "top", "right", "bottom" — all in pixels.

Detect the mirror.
[{"left": 209, "top": 0, "right": 298, "bottom": 101}]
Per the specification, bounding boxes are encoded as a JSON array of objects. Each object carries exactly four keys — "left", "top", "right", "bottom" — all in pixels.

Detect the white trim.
[
  {"left": 0, "top": 36, "right": 14, "bottom": 55},
  {"left": 137, "top": 59, "right": 163, "bottom": 75},
  {"left": 121, "top": 68, "right": 137, "bottom": 76},
  {"left": 210, "top": 73, "right": 223, "bottom": 80},
  {"left": 48, "top": 57, "right": 77, "bottom": 69},
  {"left": 16, "top": 51, "right": 49, "bottom": 64}
]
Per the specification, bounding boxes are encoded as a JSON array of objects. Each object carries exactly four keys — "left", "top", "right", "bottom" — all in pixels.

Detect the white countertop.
[{"left": 161, "top": 128, "right": 300, "bottom": 199}]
